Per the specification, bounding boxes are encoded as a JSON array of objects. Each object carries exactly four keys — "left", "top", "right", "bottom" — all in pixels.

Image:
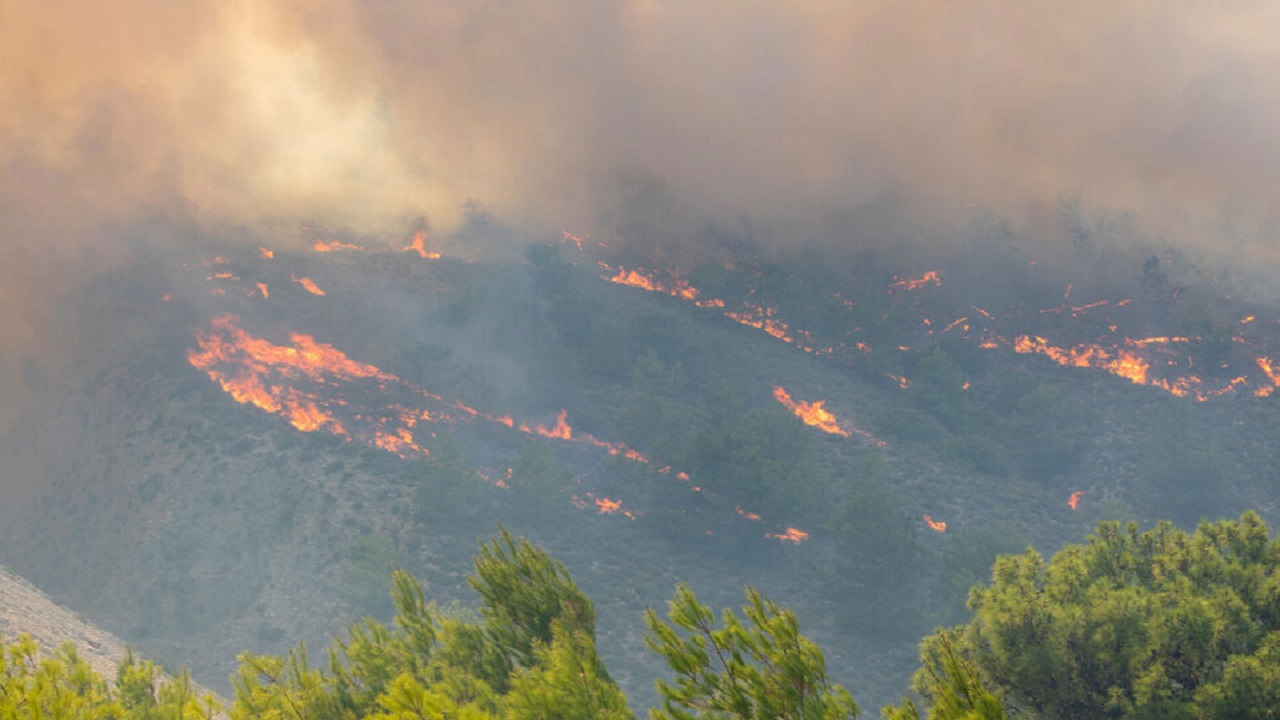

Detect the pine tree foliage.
[
  {"left": 468, "top": 526, "right": 596, "bottom": 676},
  {"left": 919, "top": 511, "right": 1280, "bottom": 720},
  {"left": 504, "top": 622, "right": 631, "bottom": 720},
  {"left": 0, "top": 528, "right": 863, "bottom": 720},
  {"left": 644, "top": 583, "right": 859, "bottom": 720},
  {"left": 881, "top": 632, "right": 1005, "bottom": 720},
  {"left": 229, "top": 528, "right": 628, "bottom": 720},
  {"left": 0, "top": 635, "right": 219, "bottom": 720}
]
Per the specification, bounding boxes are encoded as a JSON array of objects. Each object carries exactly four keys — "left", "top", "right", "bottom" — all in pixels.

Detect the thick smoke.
[{"left": 4, "top": 0, "right": 1280, "bottom": 347}]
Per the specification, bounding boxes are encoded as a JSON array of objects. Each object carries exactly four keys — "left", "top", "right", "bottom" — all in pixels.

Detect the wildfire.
[
  {"left": 599, "top": 263, "right": 843, "bottom": 350},
  {"left": 313, "top": 240, "right": 363, "bottom": 253},
  {"left": 1013, "top": 335, "right": 1150, "bottom": 385},
  {"left": 725, "top": 304, "right": 797, "bottom": 345},
  {"left": 736, "top": 506, "right": 762, "bottom": 521},
  {"left": 258, "top": 246, "right": 274, "bottom": 259},
  {"left": 403, "top": 231, "right": 441, "bottom": 259},
  {"left": 187, "top": 316, "right": 389, "bottom": 438},
  {"left": 257, "top": 282, "right": 270, "bottom": 299},
  {"left": 1256, "top": 357, "right": 1280, "bottom": 397},
  {"left": 772, "top": 386, "right": 850, "bottom": 437},
  {"left": 923, "top": 514, "right": 947, "bottom": 533},
  {"left": 890, "top": 271, "right": 941, "bottom": 292},
  {"left": 523, "top": 409, "right": 572, "bottom": 440},
  {"left": 599, "top": 263, "right": 714, "bottom": 304},
  {"left": 590, "top": 250, "right": 1280, "bottom": 403},
  {"left": 187, "top": 316, "right": 746, "bottom": 525},
  {"left": 581, "top": 494, "right": 637, "bottom": 519},
  {"left": 291, "top": 275, "right": 326, "bottom": 296},
  {"left": 765, "top": 527, "right": 809, "bottom": 544},
  {"left": 1004, "top": 333, "right": 1260, "bottom": 400},
  {"left": 1067, "top": 490, "right": 1085, "bottom": 510}
]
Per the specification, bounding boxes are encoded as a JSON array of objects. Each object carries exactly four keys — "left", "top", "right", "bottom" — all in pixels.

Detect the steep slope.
[
  {"left": 0, "top": 566, "right": 130, "bottom": 681},
  {"left": 2, "top": 234, "right": 1279, "bottom": 709}
]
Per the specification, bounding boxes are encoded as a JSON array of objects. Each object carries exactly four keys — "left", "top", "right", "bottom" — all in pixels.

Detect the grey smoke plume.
[{"left": 3, "top": 0, "right": 1280, "bottom": 351}]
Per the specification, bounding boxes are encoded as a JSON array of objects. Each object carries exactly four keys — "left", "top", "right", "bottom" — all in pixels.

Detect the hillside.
[
  {"left": 0, "top": 565, "right": 131, "bottom": 682},
  {"left": 2, "top": 227, "right": 1279, "bottom": 709}
]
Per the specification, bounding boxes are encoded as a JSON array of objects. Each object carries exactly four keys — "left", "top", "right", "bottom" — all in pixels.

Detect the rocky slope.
[{"left": 0, "top": 565, "right": 131, "bottom": 681}]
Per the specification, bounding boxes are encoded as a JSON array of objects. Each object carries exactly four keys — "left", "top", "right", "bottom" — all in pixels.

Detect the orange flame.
[
  {"left": 402, "top": 231, "right": 441, "bottom": 259},
  {"left": 765, "top": 527, "right": 809, "bottom": 544},
  {"left": 736, "top": 506, "right": 762, "bottom": 521},
  {"left": 1256, "top": 357, "right": 1280, "bottom": 397},
  {"left": 256, "top": 282, "right": 270, "bottom": 299},
  {"left": 1067, "top": 490, "right": 1085, "bottom": 510},
  {"left": 291, "top": 275, "right": 326, "bottom": 296},
  {"left": 583, "top": 494, "right": 637, "bottom": 519},
  {"left": 890, "top": 271, "right": 941, "bottom": 292},
  {"left": 313, "top": 240, "right": 363, "bottom": 253},
  {"left": 725, "top": 304, "right": 797, "bottom": 344},
  {"left": 258, "top": 246, "right": 274, "bottom": 259},
  {"left": 187, "top": 316, "right": 388, "bottom": 437},
  {"left": 923, "top": 514, "right": 947, "bottom": 532},
  {"left": 1013, "top": 335, "right": 1150, "bottom": 385},
  {"left": 772, "top": 386, "right": 851, "bottom": 437},
  {"left": 522, "top": 409, "right": 572, "bottom": 440},
  {"left": 602, "top": 263, "right": 705, "bottom": 303},
  {"left": 561, "top": 231, "right": 586, "bottom": 251},
  {"left": 188, "top": 314, "right": 824, "bottom": 533}
]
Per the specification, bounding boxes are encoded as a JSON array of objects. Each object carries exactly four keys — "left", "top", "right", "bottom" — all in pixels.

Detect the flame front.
[
  {"left": 593, "top": 254, "right": 1280, "bottom": 402},
  {"left": 923, "top": 514, "right": 947, "bottom": 532},
  {"left": 522, "top": 409, "right": 572, "bottom": 440},
  {"left": 765, "top": 527, "right": 809, "bottom": 544},
  {"left": 313, "top": 240, "right": 363, "bottom": 253},
  {"left": 403, "top": 231, "right": 441, "bottom": 259},
  {"left": 292, "top": 275, "right": 326, "bottom": 296},
  {"left": 1014, "top": 335, "right": 1150, "bottom": 385},
  {"left": 891, "top": 271, "right": 941, "bottom": 292},
  {"left": 772, "top": 386, "right": 851, "bottom": 437},
  {"left": 1067, "top": 490, "right": 1085, "bottom": 510},
  {"left": 1256, "top": 357, "right": 1280, "bottom": 397},
  {"left": 186, "top": 315, "right": 765, "bottom": 526},
  {"left": 187, "top": 315, "right": 394, "bottom": 438},
  {"left": 599, "top": 263, "right": 720, "bottom": 306}
]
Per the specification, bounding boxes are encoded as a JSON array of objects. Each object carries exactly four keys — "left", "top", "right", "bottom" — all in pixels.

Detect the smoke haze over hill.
[
  {"left": 13, "top": 5, "right": 1280, "bottom": 702},
  {"left": 6, "top": 0, "right": 1280, "bottom": 433},
  {"left": 6, "top": 1, "right": 1280, "bottom": 241}
]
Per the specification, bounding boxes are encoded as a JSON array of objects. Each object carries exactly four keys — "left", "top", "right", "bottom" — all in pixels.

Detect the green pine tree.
[{"left": 644, "top": 583, "right": 859, "bottom": 720}]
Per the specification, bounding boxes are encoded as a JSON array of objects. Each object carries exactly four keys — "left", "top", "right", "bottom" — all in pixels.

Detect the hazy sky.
[{"left": 3, "top": 0, "right": 1280, "bottom": 349}]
